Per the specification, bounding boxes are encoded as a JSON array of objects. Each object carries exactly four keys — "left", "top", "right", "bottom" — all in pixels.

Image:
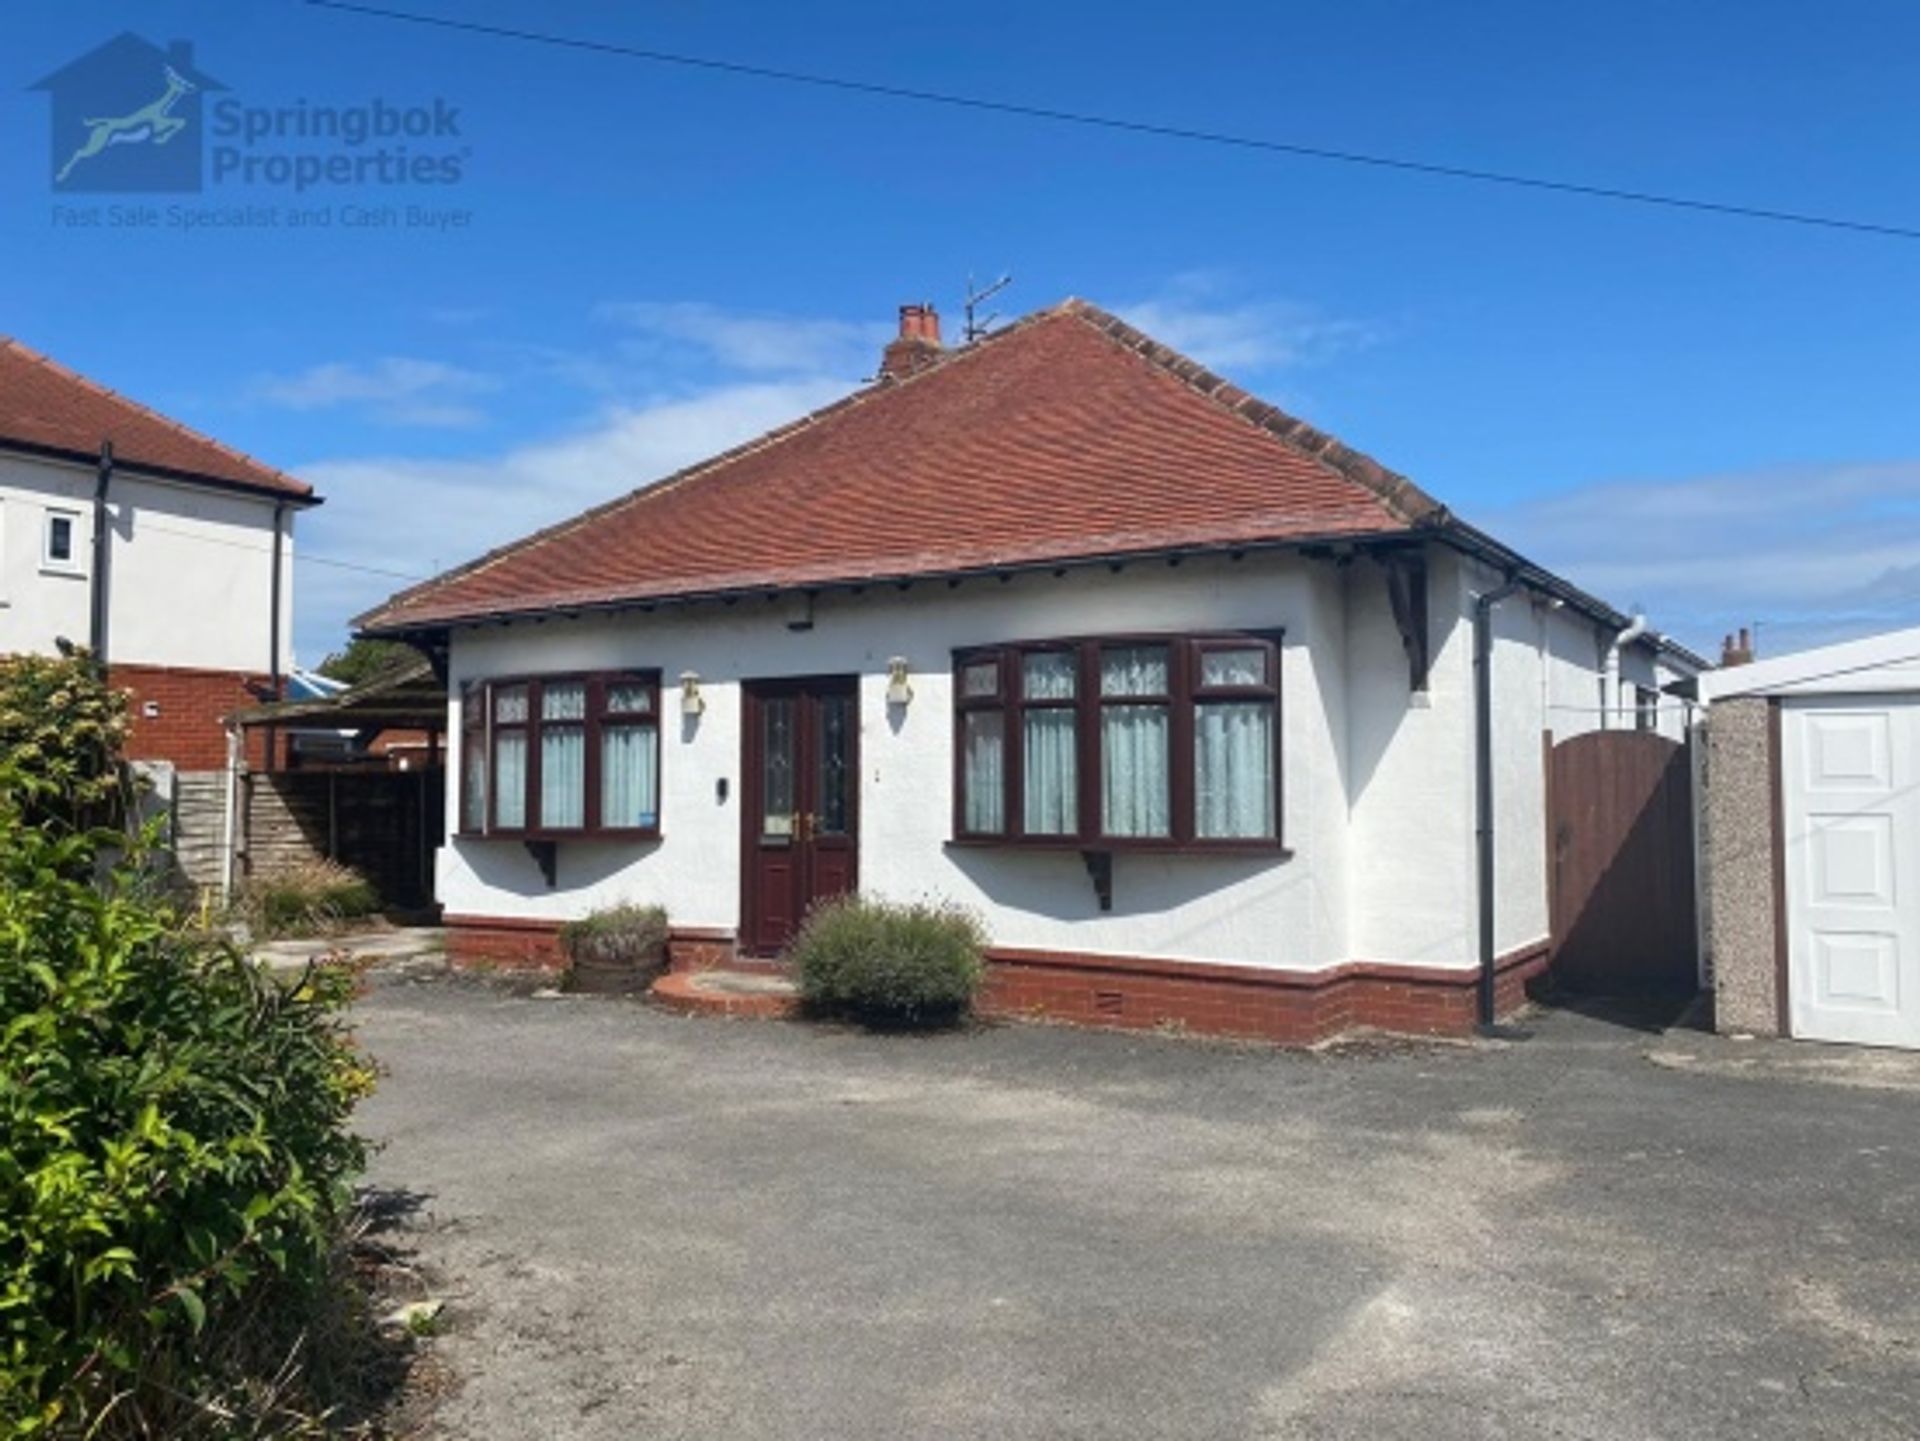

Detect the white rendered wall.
[
  {"left": 440, "top": 553, "right": 1361, "bottom": 972},
  {"left": 0, "top": 451, "right": 291, "bottom": 673}
]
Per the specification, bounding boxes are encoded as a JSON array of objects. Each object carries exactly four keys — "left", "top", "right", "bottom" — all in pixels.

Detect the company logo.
[
  {"left": 31, "top": 32, "right": 221, "bottom": 193},
  {"left": 31, "top": 33, "right": 470, "bottom": 198}
]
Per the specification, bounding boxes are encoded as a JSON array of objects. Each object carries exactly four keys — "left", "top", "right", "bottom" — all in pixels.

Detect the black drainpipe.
[
  {"left": 89, "top": 441, "right": 114, "bottom": 670},
  {"left": 1473, "top": 572, "right": 1523, "bottom": 1032},
  {"left": 267, "top": 502, "right": 287, "bottom": 770}
]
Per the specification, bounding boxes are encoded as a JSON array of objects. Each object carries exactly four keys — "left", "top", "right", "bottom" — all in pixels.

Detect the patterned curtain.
[
  {"left": 963, "top": 710, "right": 1005, "bottom": 832},
  {"left": 1195, "top": 702, "right": 1273, "bottom": 838},
  {"left": 601, "top": 725, "right": 659, "bottom": 828}
]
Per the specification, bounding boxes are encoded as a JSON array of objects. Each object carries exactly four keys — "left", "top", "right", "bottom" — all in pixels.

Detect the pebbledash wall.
[
  {"left": 438, "top": 545, "right": 1679, "bottom": 1040},
  {"left": 0, "top": 449, "right": 292, "bottom": 767}
]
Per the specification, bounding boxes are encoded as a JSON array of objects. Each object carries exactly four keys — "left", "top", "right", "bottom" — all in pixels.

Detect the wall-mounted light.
[
  {"left": 886, "top": 656, "right": 913, "bottom": 706},
  {"left": 679, "top": 671, "right": 705, "bottom": 716}
]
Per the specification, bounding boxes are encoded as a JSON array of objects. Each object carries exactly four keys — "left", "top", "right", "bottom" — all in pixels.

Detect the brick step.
[{"left": 650, "top": 968, "right": 800, "bottom": 1021}]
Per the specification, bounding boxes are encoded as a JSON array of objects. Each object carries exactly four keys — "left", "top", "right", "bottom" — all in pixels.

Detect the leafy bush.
[
  {"left": 0, "top": 772, "right": 375, "bottom": 1437},
  {"left": 238, "top": 860, "right": 382, "bottom": 939},
  {"left": 0, "top": 651, "right": 130, "bottom": 831},
  {"left": 790, "top": 895, "right": 987, "bottom": 1025}
]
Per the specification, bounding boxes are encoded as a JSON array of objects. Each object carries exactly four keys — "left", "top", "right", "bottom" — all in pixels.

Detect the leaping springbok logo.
[{"left": 56, "top": 64, "right": 196, "bottom": 184}]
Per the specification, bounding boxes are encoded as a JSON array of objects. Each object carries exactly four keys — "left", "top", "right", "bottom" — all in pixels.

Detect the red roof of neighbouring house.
[
  {"left": 357, "top": 299, "right": 1441, "bottom": 634},
  {"left": 0, "top": 337, "right": 315, "bottom": 501}
]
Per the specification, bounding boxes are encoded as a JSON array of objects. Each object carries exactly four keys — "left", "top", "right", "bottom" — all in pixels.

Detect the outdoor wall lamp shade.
[
  {"left": 679, "top": 671, "right": 705, "bottom": 716},
  {"left": 886, "top": 656, "right": 913, "bottom": 706}
]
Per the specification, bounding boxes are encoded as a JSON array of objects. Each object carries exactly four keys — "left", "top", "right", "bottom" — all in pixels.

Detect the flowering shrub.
[{"left": 0, "top": 651, "right": 130, "bottom": 832}]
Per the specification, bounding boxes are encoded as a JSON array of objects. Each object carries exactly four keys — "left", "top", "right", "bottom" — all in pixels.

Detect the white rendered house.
[{"left": 360, "top": 300, "right": 1698, "bottom": 1039}]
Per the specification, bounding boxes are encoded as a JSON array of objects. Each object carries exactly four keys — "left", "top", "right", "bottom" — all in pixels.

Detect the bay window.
[
  {"left": 954, "top": 633, "right": 1281, "bottom": 850},
  {"left": 458, "top": 672, "right": 661, "bottom": 838}
]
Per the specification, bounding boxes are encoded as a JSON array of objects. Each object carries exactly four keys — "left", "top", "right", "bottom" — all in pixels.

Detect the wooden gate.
[{"left": 1548, "top": 731, "right": 1698, "bottom": 993}]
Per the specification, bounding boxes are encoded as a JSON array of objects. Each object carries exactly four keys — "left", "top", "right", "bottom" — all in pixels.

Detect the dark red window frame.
[
  {"left": 951, "top": 630, "right": 1285, "bottom": 854},
  {"left": 457, "top": 671, "right": 663, "bottom": 841}
]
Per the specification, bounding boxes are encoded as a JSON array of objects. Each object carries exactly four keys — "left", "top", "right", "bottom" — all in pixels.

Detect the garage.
[{"left": 1698, "top": 626, "right": 1920, "bottom": 1049}]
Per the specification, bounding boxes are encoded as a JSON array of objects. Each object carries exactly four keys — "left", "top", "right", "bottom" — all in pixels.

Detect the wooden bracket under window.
[
  {"left": 1081, "top": 849, "right": 1114, "bottom": 912},
  {"left": 1376, "top": 550, "right": 1430, "bottom": 694},
  {"left": 524, "top": 839, "right": 558, "bottom": 888}
]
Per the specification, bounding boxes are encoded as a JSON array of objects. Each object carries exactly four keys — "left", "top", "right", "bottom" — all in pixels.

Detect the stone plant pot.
[{"left": 562, "top": 915, "right": 669, "bottom": 995}]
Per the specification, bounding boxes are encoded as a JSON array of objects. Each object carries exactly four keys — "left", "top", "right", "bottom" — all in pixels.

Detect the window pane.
[
  {"left": 542, "top": 682, "right": 586, "bottom": 721},
  {"left": 817, "top": 694, "right": 851, "bottom": 836},
  {"left": 607, "top": 682, "right": 653, "bottom": 715},
  {"left": 961, "top": 660, "right": 1001, "bottom": 699},
  {"left": 1022, "top": 651, "right": 1076, "bottom": 701},
  {"left": 601, "top": 724, "right": 659, "bottom": 829},
  {"left": 1022, "top": 709, "right": 1077, "bottom": 834},
  {"left": 1195, "top": 702, "right": 1274, "bottom": 839},
  {"left": 494, "top": 685, "right": 529, "bottom": 724},
  {"left": 762, "top": 698, "right": 795, "bottom": 837},
  {"left": 540, "top": 726, "right": 585, "bottom": 828},
  {"left": 48, "top": 516, "right": 73, "bottom": 563},
  {"left": 1101, "top": 704, "right": 1170, "bottom": 837},
  {"left": 1201, "top": 647, "right": 1268, "bottom": 688},
  {"left": 1100, "top": 645, "right": 1169, "bottom": 697},
  {"left": 463, "top": 733, "right": 486, "bottom": 830},
  {"left": 493, "top": 732, "right": 528, "bottom": 828},
  {"left": 962, "top": 710, "right": 1005, "bottom": 833}
]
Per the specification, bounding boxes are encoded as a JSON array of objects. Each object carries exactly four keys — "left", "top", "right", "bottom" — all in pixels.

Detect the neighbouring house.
[
  {"left": 0, "top": 335, "right": 319, "bottom": 883},
  {"left": 1696, "top": 625, "right": 1920, "bottom": 1050},
  {"left": 358, "top": 299, "right": 1702, "bottom": 1041}
]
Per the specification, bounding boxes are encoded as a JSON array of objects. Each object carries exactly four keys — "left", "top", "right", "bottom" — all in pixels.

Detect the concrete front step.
[{"left": 651, "top": 968, "right": 800, "bottom": 1020}]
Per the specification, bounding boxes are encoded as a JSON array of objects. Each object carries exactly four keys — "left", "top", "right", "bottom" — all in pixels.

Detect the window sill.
[
  {"left": 945, "top": 835, "right": 1292, "bottom": 859},
  {"left": 455, "top": 829, "right": 662, "bottom": 844},
  {"left": 39, "top": 564, "right": 85, "bottom": 580}
]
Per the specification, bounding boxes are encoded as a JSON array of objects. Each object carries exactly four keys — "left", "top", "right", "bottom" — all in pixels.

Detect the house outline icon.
[{"left": 30, "top": 33, "right": 227, "bottom": 194}]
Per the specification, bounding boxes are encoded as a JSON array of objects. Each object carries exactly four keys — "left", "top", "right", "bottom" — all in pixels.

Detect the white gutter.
[{"left": 1603, "top": 613, "right": 1648, "bottom": 729}]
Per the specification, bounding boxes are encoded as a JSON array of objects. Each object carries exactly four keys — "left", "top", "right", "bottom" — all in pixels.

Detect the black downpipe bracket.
[
  {"left": 1472, "top": 573, "right": 1524, "bottom": 1033},
  {"left": 89, "top": 441, "right": 114, "bottom": 669}
]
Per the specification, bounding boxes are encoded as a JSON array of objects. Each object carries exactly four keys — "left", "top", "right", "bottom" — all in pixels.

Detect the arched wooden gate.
[{"left": 1548, "top": 731, "right": 1698, "bottom": 993}]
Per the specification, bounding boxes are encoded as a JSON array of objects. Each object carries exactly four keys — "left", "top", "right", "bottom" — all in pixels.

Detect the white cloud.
[
  {"left": 1114, "top": 273, "right": 1376, "bottom": 374},
  {"left": 292, "top": 377, "right": 851, "bottom": 659},
  {"left": 257, "top": 357, "right": 501, "bottom": 428},
  {"left": 1480, "top": 460, "right": 1920, "bottom": 656},
  {"left": 594, "top": 301, "right": 891, "bottom": 377}
]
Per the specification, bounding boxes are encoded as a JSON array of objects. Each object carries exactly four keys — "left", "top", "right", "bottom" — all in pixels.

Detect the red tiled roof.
[
  {"left": 359, "top": 299, "right": 1439, "bottom": 633},
  {"left": 0, "top": 337, "right": 314, "bottom": 500}
]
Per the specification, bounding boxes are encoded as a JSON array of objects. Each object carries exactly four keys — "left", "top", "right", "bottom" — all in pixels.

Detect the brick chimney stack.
[
  {"left": 879, "top": 302, "right": 942, "bottom": 381},
  {"left": 1720, "top": 626, "right": 1754, "bottom": 667}
]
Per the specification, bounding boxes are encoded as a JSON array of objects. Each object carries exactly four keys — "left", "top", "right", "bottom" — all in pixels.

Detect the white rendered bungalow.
[{"left": 359, "top": 299, "right": 1700, "bottom": 1040}]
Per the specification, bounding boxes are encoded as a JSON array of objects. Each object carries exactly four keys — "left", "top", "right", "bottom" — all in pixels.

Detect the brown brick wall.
[
  {"left": 443, "top": 914, "right": 1548, "bottom": 1041},
  {"left": 109, "top": 663, "right": 272, "bottom": 771},
  {"left": 444, "top": 917, "right": 741, "bottom": 975}
]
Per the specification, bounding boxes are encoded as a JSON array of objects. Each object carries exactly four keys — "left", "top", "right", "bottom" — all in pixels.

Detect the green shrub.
[
  {"left": 238, "top": 860, "right": 382, "bottom": 939},
  {"left": 0, "top": 772, "right": 374, "bottom": 1437},
  {"left": 790, "top": 895, "right": 988, "bottom": 1026},
  {"left": 0, "top": 651, "right": 131, "bottom": 832}
]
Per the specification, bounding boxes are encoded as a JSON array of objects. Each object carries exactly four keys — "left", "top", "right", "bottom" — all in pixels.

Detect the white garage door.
[{"left": 1782, "top": 696, "right": 1920, "bottom": 1048}]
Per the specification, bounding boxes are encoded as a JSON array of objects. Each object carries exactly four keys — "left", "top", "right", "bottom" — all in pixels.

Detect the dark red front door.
[{"left": 742, "top": 677, "right": 858, "bottom": 954}]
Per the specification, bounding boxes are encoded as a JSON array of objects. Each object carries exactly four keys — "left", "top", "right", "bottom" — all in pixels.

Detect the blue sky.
[{"left": 6, "top": 0, "right": 1919, "bottom": 664}]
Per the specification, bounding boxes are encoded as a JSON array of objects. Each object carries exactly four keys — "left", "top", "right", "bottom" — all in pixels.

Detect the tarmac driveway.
[{"left": 356, "top": 971, "right": 1920, "bottom": 1440}]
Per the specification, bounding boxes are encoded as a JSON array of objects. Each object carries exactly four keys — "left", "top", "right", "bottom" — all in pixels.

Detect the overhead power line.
[{"left": 304, "top": 0, "right": 1920, "bottom": 242}]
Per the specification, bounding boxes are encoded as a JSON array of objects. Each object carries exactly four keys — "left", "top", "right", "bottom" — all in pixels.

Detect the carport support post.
[{"left": 1474, "top": 574, "right": 1524, "bottom": 1032}]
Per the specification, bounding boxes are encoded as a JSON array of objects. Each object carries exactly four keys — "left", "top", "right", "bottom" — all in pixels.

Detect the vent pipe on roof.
[{"left": 879, "top": 302, "right": 942, "bottom": 381}]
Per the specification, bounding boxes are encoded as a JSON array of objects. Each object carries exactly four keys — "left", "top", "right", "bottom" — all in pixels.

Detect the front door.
[{"left": 742, "top": 677, "right": 859, "bottom": 954}]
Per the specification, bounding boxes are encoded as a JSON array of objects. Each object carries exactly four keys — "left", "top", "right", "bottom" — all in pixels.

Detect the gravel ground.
[{"left": 355, "top": 972, "right": 1920, "bottom": 1440}]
